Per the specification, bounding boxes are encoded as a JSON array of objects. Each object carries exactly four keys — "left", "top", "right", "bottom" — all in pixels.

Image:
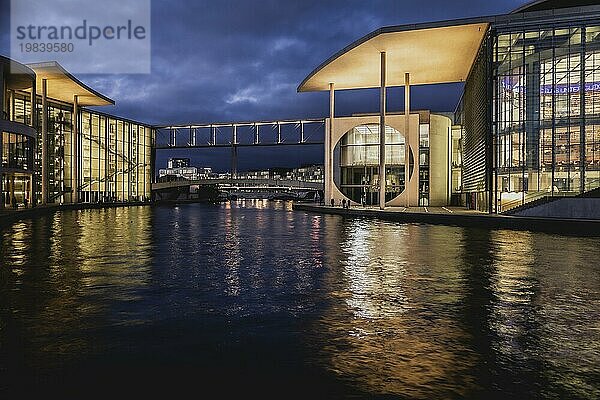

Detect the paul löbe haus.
[{"left": 0, "top": 58, "right": 155, "bottom": 208}]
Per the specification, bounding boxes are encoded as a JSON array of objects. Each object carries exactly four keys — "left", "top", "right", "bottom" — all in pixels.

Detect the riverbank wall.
[
  {"left": 0, "top": 202, "right": 151, "bottom": 228},
  {"left": 293, "top": 204, "right": 600, "bottom": 236}
]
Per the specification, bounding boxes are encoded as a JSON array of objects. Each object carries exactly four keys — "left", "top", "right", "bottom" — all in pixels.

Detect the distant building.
[
  {"left": 167, "top": 158, "right": 190, "bottom": 169},
  {"left": 290, "top": 165, "right": 324, "bottom": 183},
  {"left": 234, "top": 165, "right": 324, "bottom": 182},
  {"left": 159, "top": 159, "right": 213, "bottom": 181}
]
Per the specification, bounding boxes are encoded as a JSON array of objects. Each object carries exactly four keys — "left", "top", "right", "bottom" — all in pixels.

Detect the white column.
[
  {"left": 29, "top": 79, "right": 36, "bottom": 205},
  {"left": 379, "top": 52, "right": 387, "bottom": 210},
  {"left": 29, "top": 80, "right": 36, "bottom": 128},
  {"left": 0, "top": 63, "right": 4, "bottom": 119},
  {"left": 327, "top": 83, "right": 335, "bottom": 205},
  {"left": 0, "top": 132, "right": 3, "bottom": 210},
  {"left": 0, "top": 65, "right": 3, "bottom": 209},
  {"left": 405, "top": 72, "right": 411, "bottom": 208},
  {"left": 72, "top": 95, "right": 79, "bottom": 203},
  {"left": 41, "top": 79, "right": 48, "bottom": 205}
]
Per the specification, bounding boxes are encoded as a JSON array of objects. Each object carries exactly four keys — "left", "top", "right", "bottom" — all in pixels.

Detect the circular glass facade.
[{"left": 336, "top": 124, "right": 412, "bottom": 205}]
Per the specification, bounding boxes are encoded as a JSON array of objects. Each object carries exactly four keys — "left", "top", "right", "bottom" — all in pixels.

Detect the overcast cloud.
[{"left": 0, "top": 0, "right": 525, "bottom": 171}]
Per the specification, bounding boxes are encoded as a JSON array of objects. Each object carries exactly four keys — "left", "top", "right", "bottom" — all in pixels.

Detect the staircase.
[{"left": 502, "top": 187, "right": 600, "bottom": 215}]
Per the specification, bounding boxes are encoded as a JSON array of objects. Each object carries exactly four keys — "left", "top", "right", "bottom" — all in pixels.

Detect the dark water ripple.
[{"left": 0, "top": 201, "right": 599, "bottom": 398}]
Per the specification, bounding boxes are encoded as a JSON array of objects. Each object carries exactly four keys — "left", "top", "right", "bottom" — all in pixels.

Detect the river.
[{"left": 1, "top": 200, "right": 599, "bottom": 398}]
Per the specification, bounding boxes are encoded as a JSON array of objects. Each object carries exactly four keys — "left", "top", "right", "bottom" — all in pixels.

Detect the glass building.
[
  {"left": 0, "top": 56, "right": 37, "bottom": 208},
  {"left": 0, "top": 57, "right": 155, "bottom": 209},
  {"left": 300, "top": 0, "right": 600, "bottom": 214},
  {"left": 492, "top": 4, "right": 600, "bottom": 212}
]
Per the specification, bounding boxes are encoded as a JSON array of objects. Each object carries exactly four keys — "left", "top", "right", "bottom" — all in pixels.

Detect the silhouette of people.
[
  {"left": 342, "top": 199, "right": 347, "bottom": 209},
  {"left": 330, "top": 198, "right": 335, "bottom": 207}
]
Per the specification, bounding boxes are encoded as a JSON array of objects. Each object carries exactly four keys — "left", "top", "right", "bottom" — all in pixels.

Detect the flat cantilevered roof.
[
  {"left": 298, "top": 19, "right": 490, "bottom": 92},
  {"left": 27, "top": 61, "right": 114, "bottom": 106}
]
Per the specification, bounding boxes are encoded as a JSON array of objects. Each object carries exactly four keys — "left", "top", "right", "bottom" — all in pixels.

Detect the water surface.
[{"left": 1, "top": 201, "right": 599, "bottom": 398}]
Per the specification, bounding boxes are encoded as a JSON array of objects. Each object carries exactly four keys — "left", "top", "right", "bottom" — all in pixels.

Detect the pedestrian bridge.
[{"left": 152, "top": 178, "right": 323, "bottom": 192}]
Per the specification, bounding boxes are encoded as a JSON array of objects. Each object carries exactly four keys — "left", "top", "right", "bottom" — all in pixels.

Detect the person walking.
[
  {"left": 342, "top": 199, "right": 347, "bottom": 209},
  {"left": 330, "top": 198, "right": 335, "bottom": 207}
]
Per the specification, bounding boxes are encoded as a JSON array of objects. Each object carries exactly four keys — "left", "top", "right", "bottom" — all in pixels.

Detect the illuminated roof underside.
[
  {"left": 27, "top": 61, "right": 114, "bottom": 106},
  {"left": 298, "top": 22, "right": 489, "bottom": 92}
]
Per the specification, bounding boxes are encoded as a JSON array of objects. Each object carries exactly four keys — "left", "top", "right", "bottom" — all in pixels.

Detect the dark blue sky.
[{"left": 1, "top": 0, "right": 525, "bottom": 171}]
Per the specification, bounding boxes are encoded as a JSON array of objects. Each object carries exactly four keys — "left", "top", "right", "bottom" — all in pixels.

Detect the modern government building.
[
  {"left": 0, "top": 57, "right": 155, "bottom": 209},
  {"left": 2, "top": 0, "right": 600, "bottom": 215},
  {"left": 299, "top": 0, "right": 600, "bottom": 212}
]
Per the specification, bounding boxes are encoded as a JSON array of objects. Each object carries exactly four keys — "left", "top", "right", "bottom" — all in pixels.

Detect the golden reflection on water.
[
  {"left": 313, "top": 219, "right": 600, "bottom": 398},
  {"left": 0, "top": 207, "right": 153, "bottom": 360},
  {"left": 316, "top": 219, "right": 478, "bottom": 398}
]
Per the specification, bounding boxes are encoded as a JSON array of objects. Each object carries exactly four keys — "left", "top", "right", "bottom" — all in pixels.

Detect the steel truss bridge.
[
  {"left": 152, "top": 178, "right": 323, "bottom": 192},
  {"left": 154, "top": 118, "right": 326, "bottom": 176}
]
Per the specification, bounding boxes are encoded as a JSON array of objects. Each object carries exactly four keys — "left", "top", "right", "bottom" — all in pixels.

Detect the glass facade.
[
  {"left": 40, "top": 101, "right": 73, "bottom": 203},
  {"left": 335, "top": 123, "right": 421, "bottom": 206},
  {"left": 2, "top": 88, "right": 154, "bottom": 206},
  {"left": 79, "top": 110, "right": 153, "bottom": 203},
  {"left": 493, "top": 23, "right": 600, "bottom": 211},
  {"left": 1, "top": 131, "right": 34, "bottom": 171},
  {"left": 1, "top": 58, "right": 154, "bottom": 208},
  {"left": 1, "top": 59, "right": 37, "bottom": 209}
]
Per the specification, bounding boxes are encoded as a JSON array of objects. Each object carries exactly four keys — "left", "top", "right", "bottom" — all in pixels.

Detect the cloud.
[
  {"left": 0, "top": 0, "right": 526, "bottom": 170},
  {"left": 226, "top": 87, "right": 259, "bottom": 105}
]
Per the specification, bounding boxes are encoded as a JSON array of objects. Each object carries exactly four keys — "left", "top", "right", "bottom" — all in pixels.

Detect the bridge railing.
[{"left": 152, "top": 178, "right": 324, "bottom": 191}]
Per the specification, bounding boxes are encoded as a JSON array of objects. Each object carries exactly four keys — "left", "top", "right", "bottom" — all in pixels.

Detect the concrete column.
[
  {"left": 30, "top": 80, "right": 36, "bottom": 127},
  {"left": 10, "top": 175, "right": 15, "bottom": 208},
  {"left": 0, "top": 132, "right": 3, "bottom": 209},
  {"left": 0, "top": 65, "right": 4, "bottom": 209},
  {"left": 0, "top": 62, "right": 5, "bottom": 120},
  {"left": 379, "top": 52, "right": 387, "bottom": 210},
  {"left": 327, "top": 83, "right": 335, "bottom": 205},
  {"left": 8, "top": 90, "right": 13, "bottom": 121},
  {"left": 405, "top": 72, "right": 411, "bottom": 208},
  {"left": 41, "top": 79, "right": 48, "bottom": 205},
  {"left": 30, "top": 79, "right": 36, "bottom": 205},
  {"left": 27, "top": 177, "right": 32, "bottom": 208},
  {"left": 72, "top": 95, "right": 79, "bottom": 203}
]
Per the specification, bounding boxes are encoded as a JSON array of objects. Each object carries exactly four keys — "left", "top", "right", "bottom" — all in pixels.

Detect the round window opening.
[{"left": 334, "top": 124, "right": 413, "bottom": 206}]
